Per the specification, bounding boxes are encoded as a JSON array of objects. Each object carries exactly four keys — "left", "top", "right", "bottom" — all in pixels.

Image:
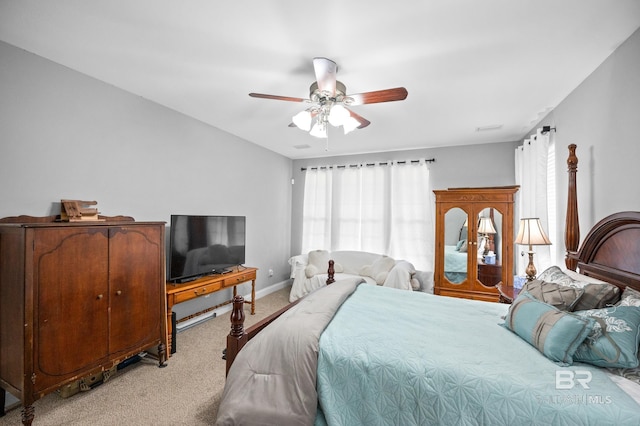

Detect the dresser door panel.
[
  {"left": 34, "top": 228, "right": 110, "bottom": 389},
  {"left": 108, "top": 226, "right": 163, "bottom": 355}
]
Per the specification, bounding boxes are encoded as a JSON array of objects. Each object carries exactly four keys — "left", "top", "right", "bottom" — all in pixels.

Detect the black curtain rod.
[
  {"left": 301, "top": 158, "right": 435, "bottom": 172},
  {"left": 541, "top": 125, "right": 557, "bottom": 134}
]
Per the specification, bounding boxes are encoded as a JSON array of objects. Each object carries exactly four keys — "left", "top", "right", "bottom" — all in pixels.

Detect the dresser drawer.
[
  {"left": 223, "top": 271, "right": 255, "bottom": 287},
  {"left": 173, "top": 282, "right": 223, "bottom": 303}
]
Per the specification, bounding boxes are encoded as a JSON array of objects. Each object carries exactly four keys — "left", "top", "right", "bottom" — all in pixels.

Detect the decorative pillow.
[
  {"left": 359, "top": 256, "right": 395, "bottom": 285},
  {"left": 359, "top": 264, "right": 372, "bottom": 278},
  {"left": 458, "top": 240, "right": 468, "bottom": 253},
  {"left": 564, "top": 269, "right": 609, "bottom": 284},
  {"left": 521, "top": 280, "right": 584, "bottom": 311},
  {"left": 536, "top": 266, "right": 621, "bottom": 310},
  {"left": 573, "top": 306, "right": 640, "bottom": 368},
  {"left": 455, "top": 239, "right": 465, "bottom": 251},
  {"left": 617, "top": 287, "right": 640, "bottom": 307},
  {"left": 410, "top": 277, "right": 420, "bottom": 290},
  {"left": 305, "top": 250, "right": 330, "bottom": 278},
  {"left": 537, "top": 266, "right": 575, "bottom": 286},
  {"left": 607, "top": 365, "right": 640, "bottom": 386},
  {"left": 502, "top": 291, "right": 594, "bottom": 365},
  {"left": 570, "top": 283, "right": 621, "bottom": 311}
]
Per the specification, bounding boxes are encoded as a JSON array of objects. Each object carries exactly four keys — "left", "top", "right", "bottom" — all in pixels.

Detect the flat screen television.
[{"left": 168, "top": 215, "right": 246, "bottom": 283}]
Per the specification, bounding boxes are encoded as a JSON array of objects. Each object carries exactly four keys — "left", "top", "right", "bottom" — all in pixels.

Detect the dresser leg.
[
  {"left": 21, "top": 404, "right": 34, "bottom": 426},
  {"left": 157, "top": 343, "right": 167, "bottom": 368}
]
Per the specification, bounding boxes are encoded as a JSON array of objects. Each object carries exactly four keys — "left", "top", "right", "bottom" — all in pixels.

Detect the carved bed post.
[
  {"left": 225, "top": 295, "right": 248, "bottom": 376},
  {"left": 326, "top": 259, "right": 335, "bottom": 284},
  {"left": 565, "top": 144, "right": 580, "bottom": 271}
]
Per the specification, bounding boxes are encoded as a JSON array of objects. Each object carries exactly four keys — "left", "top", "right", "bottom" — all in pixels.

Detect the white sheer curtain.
[
  {"left": 514, "top": 127, "right": 556, "bottom": 275},
  {"left": 301, "top": 160, "right": 433, "bottom": 271}
]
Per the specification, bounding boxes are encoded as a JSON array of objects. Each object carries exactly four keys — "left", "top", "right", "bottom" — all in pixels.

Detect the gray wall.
[
  {"left": 290, "top": 141, "right": 519, "bottom": 257},
  {"left": 0, "top": 41, "right": 293, "bottom": 320},
  {"left": 524, "top": 27, "right": 640, "bottom": 267}
]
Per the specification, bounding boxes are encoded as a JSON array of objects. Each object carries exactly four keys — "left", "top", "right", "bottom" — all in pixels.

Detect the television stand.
[{"left": 165, "top": 266, "right": 257, "bottom": 357}]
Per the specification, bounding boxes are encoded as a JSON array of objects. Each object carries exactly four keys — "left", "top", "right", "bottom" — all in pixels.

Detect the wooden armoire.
[
  {"left": 0, "top": 216, "right": 167, "bottom": 426},
  {"left": 433, "top": 186, "right": 518, "bottom": 302}
]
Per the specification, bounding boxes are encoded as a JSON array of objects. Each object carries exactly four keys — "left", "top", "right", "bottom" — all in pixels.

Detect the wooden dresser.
[
  {"left": 0, "top": 216, "right": 167, "bottom": 425},
  {"left": 433, "top": 186, "right": 518, "bottom": 302}
]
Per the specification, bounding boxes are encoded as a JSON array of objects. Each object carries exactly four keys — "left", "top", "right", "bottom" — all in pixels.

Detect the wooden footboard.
[{"left": 225, "top": 295, "right": 301, "bottom": 375}]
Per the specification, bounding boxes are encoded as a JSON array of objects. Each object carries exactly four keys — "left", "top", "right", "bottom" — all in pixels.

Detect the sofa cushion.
[{"left": 331, "top": 251, "right": 383, "bottom": 275}]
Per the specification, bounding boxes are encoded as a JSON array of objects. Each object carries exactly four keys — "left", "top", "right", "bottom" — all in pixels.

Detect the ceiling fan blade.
[
  {"left": 249, "top": 93, "right": 308, "bottom": 102},
  {"left": 347, "top": 87, "right": 408, "bottom": 105},
  {"left": 346, "top": 108, "right": 371, "bottom": 129},
  {"left": 313, "top": 57, "right": 337, "bottom": 96}
]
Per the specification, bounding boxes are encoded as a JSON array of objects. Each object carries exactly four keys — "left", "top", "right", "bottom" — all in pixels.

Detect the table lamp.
[
  {"left": 477, "top": 217, "right": 497, "bottom": 255},
  {"left": 515, "top": 217, "right": 551, "bottom": 281}
]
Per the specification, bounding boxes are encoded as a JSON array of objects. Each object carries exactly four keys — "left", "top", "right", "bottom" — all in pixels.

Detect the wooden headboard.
[{"left": 570, "top": 211, "right": 640, "bottom": 293}]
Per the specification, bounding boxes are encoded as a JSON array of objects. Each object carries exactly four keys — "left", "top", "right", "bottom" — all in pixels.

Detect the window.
[{"left": 301, "top": 161, "right": 433, "bottom": 270}]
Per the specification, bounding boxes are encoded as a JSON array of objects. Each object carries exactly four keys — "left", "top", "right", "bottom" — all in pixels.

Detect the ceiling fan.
[{"left": 249, "top": 57, "right": 408, "bottom": 139}]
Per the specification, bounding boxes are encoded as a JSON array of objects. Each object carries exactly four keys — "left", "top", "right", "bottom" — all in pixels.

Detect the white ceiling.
[{"left": 1, "top": 1, "right": 639, "bottom": 159}]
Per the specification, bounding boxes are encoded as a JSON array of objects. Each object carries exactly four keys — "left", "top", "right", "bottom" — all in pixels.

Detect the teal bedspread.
[{"left": 316, "top": 285, "right": 640, "bottom": 426}]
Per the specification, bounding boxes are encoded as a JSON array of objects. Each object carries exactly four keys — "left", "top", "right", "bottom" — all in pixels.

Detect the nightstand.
[
  {"left": 477, "top": 260, "right": 502, "bottom": 287},
  {"left": 496, "top": 283, "right": 519, "bottom": 304}
]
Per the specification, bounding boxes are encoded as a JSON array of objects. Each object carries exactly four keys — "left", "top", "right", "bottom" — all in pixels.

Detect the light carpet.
[{"left": 0, "top": 286, "right": 292, "bottom": 426}]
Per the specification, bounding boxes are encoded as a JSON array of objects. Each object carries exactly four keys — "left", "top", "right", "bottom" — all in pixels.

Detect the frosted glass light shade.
[
  {"left": 292, "top": 110, "right": 312, "bottom": 131},
  {"left": 309, "top": 121, "right": 327, "bottom": 138},
  {"left": 328, "top": 104, "right": 349, "bottom": 126},
  {"left": 342, "top": 116, "right": 360, "bottom": 134}
]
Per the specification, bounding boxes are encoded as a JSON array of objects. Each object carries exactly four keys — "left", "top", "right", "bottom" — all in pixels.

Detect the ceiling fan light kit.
[{"left": 249, "top": 57, "right": 408, "bottom": 142}]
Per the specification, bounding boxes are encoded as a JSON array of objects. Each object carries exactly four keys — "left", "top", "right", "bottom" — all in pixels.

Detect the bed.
[
  {"left": 216, "top": 145, "right": 640, "bottom": 425},
  {"left": 444, "top": 243, "right": 468, "bottom": 283}
]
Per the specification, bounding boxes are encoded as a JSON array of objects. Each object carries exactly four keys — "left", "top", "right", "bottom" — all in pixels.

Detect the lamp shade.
[
  {"left": 515, "top": 218, "right": 551, "bottom": 246},
  {"left": 477, "top": 217, "right": 497, "bottom": 234}
]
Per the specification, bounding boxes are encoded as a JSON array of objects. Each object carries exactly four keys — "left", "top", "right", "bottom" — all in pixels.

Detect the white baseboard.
[{"left": 175, "top": 280, "right": 291, "bottom": 331}]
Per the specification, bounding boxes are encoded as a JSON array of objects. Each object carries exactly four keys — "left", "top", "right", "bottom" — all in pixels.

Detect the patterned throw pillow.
[
  {"left": 521, "top": 280, "right": 584, "bottom": 311},
  {"left": 607, "top": 365, "right": 640, "bottom": 385},
  {"left": 502, "top": 291, "right": 595, "bottom": 366},
  {"left": 536, "top": 266, "right": 621, "bottom": 310},
  {"left": 538, "top": 266, "right": 576, "bottom": 285},
  {"left": 573, "top": 306, "right": 640, "bottom": 368},
  {"left": 617, "top": 287, "right": 640, "bottom": 307}
]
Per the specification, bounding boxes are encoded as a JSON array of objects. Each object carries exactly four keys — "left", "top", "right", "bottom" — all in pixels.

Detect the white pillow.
[
  {"left": 360, "top": 256, "right": 396, "bottom": 285},
  {"left": 564, "top": 269, "right": 609, "bottom": 284},
  {"left": 305, "top": 250, "right": 330, "bottom": 278}
]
